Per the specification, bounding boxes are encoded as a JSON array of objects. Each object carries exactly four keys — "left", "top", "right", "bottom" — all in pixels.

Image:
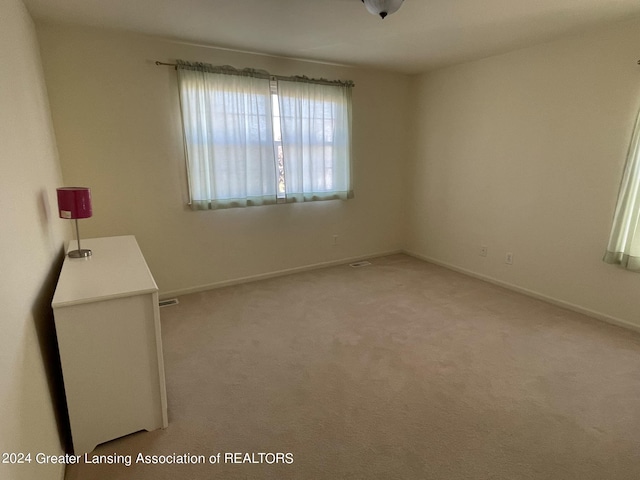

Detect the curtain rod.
[{"left": 155, "top": 61, "right": 354, "bottom": 87}]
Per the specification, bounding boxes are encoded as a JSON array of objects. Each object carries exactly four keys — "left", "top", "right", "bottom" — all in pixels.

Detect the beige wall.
[
  {"left": 4, "top": 8, "right": 639, "bottom": 479},
  {"left": 34, "top": 13, "right": 640, "bottom": 326},
  {"left": 406, "top": 17, "right": 640, "bottom": 328},
  {"left": 37, "top": 25, "right": 410, "bottom": 296},
  {"left": 0, "top": 1, "right": 68, "bottom": 479}
]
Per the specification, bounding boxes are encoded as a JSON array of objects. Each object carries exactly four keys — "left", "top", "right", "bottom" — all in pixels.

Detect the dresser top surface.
[{"left": 52, "top": 235, "right": 158, "bottom": 308}]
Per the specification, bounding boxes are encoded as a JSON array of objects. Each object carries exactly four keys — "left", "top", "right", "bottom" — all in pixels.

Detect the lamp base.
[{"left": 68, "top": 249, "right": 92, "bottom": 258}]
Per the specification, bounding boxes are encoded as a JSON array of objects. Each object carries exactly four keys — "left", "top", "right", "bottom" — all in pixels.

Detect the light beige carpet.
[{"left": 64, "top": 254, "right": 640, "bottom": 479}]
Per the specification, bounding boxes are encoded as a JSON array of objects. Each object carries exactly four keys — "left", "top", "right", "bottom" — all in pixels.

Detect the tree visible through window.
[
  {"left": 176, "top": 61, "right": 353, "bottom": 210},
  {"left": 270, "top": 79, "right": 286, "bottom": 199}
]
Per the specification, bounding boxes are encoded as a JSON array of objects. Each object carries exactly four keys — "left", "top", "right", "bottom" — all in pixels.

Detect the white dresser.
[{"left": 52, "top": 235, "right": 168, "bottom": 454}]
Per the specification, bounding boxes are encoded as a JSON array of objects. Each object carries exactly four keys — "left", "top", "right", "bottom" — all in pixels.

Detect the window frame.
[{"left": 175, "top": 61, "right": 354, "bottom": 210}]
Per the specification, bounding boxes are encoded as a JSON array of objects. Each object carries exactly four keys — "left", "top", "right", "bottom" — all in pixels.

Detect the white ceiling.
[{"left": 23, "top": 0, "right": 640, "bottom": 74}]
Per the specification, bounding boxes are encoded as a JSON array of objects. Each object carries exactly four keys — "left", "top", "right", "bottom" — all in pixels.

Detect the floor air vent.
[
  {"left": 159, "top": 298, "right": 179, "bottom": 308},
  {"left": 349, "top": 261, "right": 372, "bottom": 268}
]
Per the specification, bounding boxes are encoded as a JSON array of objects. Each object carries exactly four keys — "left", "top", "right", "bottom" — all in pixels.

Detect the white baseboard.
[
  {"left": 160, "top": 249, "right": 403, "bottom": 299},
  {"left": 403, "top": 250, "right": 640, "bottom": 334},
  {"left": 160, "top": 248, "right": 640, "bottom": 334}
]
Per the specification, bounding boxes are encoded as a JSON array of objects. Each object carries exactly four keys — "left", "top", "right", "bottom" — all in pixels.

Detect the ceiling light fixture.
[{"left": 362, "top": 0, "right": 404, "bottom": 19}]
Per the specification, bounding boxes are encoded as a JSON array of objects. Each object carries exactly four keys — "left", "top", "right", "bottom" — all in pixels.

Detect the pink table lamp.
[{"left": 56, "top": 187, "right": 93, "bottom": 258}]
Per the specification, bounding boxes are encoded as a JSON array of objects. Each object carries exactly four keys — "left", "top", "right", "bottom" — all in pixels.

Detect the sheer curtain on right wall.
[{"left": 604, "top": 107, "right": 640, "bottom": 271}]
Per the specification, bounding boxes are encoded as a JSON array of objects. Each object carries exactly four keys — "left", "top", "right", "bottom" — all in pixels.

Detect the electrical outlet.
[
  {"left": 480, "top": 246, "right": 488, "bottom": 257},
  {"left": 505, "top": 252, "right": 513, "bottom": 265}
]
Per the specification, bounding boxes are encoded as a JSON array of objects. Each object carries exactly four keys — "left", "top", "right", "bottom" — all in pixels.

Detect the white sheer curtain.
[
  {"left": 277, "top": 80, "right": 353, "bottom": 202},
  {"left": 604, "top": 106, "right": 640, "bottom": 271},
  {"left": 177, "top": 64, "right": 277, "bottom": 209}
]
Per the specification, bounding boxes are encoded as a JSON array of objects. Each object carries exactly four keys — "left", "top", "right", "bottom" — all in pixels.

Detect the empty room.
[{"left": 2, "top": 0, "right": 640, "bottom": 479}]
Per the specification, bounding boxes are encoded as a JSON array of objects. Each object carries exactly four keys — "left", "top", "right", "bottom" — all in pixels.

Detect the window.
[
  {"left": 604, "top": 105, "right": 640, "bottom": 272},
  {"left": 176, "top": 61, "right": 353, "bottom": 210}
]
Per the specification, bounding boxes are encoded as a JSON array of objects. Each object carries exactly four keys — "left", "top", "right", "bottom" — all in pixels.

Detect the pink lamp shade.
[
  {"left": 56, "top": 187, "right": 93, "bottom": 258},
  {"left": 56, "top": 187, "right": 92, "bottom": 219}
]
